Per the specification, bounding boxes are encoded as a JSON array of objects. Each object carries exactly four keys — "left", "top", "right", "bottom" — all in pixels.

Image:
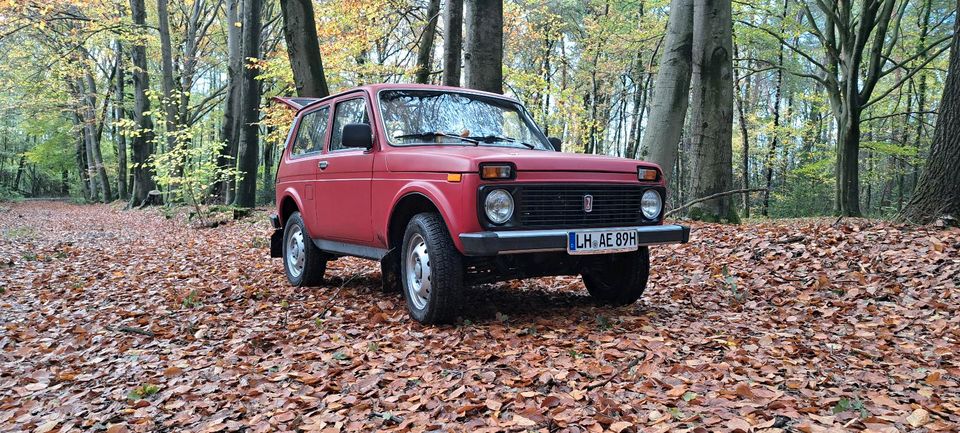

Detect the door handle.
[{"left": 318, "top": 160, "right": 329, "bottom": 170}]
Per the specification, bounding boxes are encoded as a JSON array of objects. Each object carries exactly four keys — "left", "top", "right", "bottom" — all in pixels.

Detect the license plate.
[{"left": 567, "top": 229, "right": 639, "bottom": 255}]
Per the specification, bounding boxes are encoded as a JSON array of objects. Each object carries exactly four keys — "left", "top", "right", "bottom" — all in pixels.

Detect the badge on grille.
[{"left": 583, "top": 194, "right": 593, "bottom": 213}]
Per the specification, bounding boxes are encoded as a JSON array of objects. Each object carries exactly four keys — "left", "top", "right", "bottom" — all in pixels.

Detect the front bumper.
[{"left": 459, "top": 224, "right": 690, "bottom": 256}]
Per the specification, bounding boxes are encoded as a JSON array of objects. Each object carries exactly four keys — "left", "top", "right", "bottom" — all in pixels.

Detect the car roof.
[{"left": 274, "top": 83, "right": 522, "bottom": 112}]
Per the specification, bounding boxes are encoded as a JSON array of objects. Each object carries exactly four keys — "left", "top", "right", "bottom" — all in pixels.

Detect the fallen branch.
[
  {"left": 665, "top": 188, "right": 768, "bottom": 218},
  {"left": 106, "top": 325, "right": 155, "bottom": 337},
  {"left": 317, "top": 273, "right": 362, "bottom": 319},
  {"left": 774, "top": 235, "right": 805, "bottom": 244},
  {"left": 586, "top": 353, "right": 646, "bottom": 390}
]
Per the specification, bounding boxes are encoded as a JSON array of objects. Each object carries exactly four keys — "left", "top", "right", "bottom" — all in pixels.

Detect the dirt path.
[{"left": 1, "top": 201, "right": 958, "bottom": 432}]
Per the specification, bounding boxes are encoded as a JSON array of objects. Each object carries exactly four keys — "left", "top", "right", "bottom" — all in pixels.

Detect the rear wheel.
[
  {"left": 582, "top": 247, "right": 649, "bottom": 305},
  {"left": 401, "top": 213, "right": 463, "bottom": 324},
  {"left": 283, "top": 212, "right": 326, "bottom": 287}
]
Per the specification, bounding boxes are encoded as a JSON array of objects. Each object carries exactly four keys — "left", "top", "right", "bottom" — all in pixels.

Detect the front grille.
[{"left": 515, "top": 184, "right": 652, "bottom": 229}]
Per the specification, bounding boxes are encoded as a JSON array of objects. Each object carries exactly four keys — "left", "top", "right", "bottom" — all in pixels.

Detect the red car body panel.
[{"left": 274, "top": 83, "right": 669, "bottom": 256}]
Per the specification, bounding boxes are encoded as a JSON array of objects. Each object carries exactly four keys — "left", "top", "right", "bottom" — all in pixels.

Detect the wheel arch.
[
  {"left": 277, "top": 189, "right": 304, "bottom": 228},
  {"left": 387, "top": 191, "right": 455, "bottom": 251}
]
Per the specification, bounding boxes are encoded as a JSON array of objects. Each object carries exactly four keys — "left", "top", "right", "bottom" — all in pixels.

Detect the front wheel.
[
  {"left": 283, "top": 212, "right": 327, "bottom": 287},
  {"left": 401, "top": 213, "right": 464, "bottom": 324},
  {"left": 582, "top": 247, "right": 649, "bottom": 305}
]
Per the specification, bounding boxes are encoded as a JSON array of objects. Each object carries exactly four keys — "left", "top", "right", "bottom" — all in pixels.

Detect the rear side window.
[
  {"left": 329, "top": 98, "right": 369, "bottom": 151},
  {"left": 290, "top": 106, "right": 330, "bottom": 157}
]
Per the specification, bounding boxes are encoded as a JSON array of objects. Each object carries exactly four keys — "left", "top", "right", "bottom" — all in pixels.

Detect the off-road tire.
[
  {"left": 400, "top": 213, "right": 464, "bottom": 324},
  {"left": 283, "top": 212, "right": 327, "bottom": 287},
  {"left": 582, "top": 247, "right": 649, "bottom": 305}
]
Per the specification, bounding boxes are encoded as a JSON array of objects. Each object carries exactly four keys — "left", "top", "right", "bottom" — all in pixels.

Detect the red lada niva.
[{"left": 270, "top": 84, "right": 689, "bottom": 324}]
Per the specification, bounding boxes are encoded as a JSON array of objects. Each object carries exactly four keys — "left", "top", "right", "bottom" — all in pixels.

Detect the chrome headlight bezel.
[
  {"left": 640, "top": 189, "right": 662, "bottom": 220},
  {"left": 484, "top": 189, "right": 515, "bottom": 225}
]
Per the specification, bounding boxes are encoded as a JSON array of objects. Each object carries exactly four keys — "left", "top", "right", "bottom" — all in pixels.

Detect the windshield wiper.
[
  {"left": 467, "top": 135, "right": 537, "bottom": 149},
  {"left": 393, "top": 131, "right": 479, "bottom": 145}
]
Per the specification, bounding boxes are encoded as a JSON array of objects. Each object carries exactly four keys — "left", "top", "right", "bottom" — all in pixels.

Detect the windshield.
[{"left": 378, "top": 90, "right": 551, "bottom": 150}]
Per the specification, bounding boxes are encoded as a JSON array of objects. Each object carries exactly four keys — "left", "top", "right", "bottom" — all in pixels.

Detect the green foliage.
[
  {"left": 832, "top": 397, "right": 869, "bottom": 418},
  {"left": 152, "top": 131, "right": 237, "bottom": 223},
  {"left": 127, "top": 383, "right": 160, "bottom": 400},
  {"left": 0, "top": 185, "right": 23, "bottom": 202},
  {"left": 181, "top": 290, "right": 202, "bottom": 308}
]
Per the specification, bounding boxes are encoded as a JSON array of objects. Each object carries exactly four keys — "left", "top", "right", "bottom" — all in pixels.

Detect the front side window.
[
  {"left": 290, "top": 106, "right": 329, "bottom": 157},
  {"left": 379, "top": 90, "right": 550, "bottom": 150},
  {"left": 329, "top": 98, "right": 369, "bottom": 151}
]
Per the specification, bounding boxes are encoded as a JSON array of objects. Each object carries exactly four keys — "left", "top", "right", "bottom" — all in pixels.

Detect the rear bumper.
[{"left": 458, "top": 224, "right": 690, "bottom": 256}]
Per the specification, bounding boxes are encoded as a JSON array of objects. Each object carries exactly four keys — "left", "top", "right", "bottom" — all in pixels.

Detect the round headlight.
[
  {"left": 641, "top": 190, "right": 662, "bottom": 219},
  {"left": 484, "top": 189, "right": 514, "bottom": 224}
]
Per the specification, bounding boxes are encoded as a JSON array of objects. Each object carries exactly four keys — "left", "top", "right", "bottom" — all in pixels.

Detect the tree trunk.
[
  {"left": 74, "top": 94, "right": 98, "bottom": 202},
  {"left": 279, "top": 0, "right": 329, "bottom": 97},
  {"left": 687, "top": 0, "right": 736, "bottom": 222},
  {"left": 899, "top": 19, "right": 960, "bottom": 224},
  {"left": 235, "top": 0, "right": 262, "bottom": 208},
  {"left": 837, "top": 102, "right": 863, "bottom": 216},
  {"left": 217, "top": 0, "right": 243, "bottom": 203},
  {"left": 128, "top": 0, "right": 159, "bottom": 206},
  {"left": 13, "top": 154, "right": 25, "bottom": 193},
  {"left": 74, "top": 122, "right": 90, "bottom": 200},
  {"left": 464, "top": 0, "right": 503, "bottom": 93},
  {"left": 414, "top": 0, "right": 441, "bottom": 84},
  {"left": 442, "top": 0, "right": 463, "bottom": 86},
  {"left": 761, "top": 0, "right": 788, "bottom": 217},
  {"left": 157, "top": 0, "right": 179, "bottom": 156},
  {"left": 638, "top": 0, "right": 693, "bottom": 185},
  {"left": 114, "top": 40, "right": 128, "bottom": 201},
  {"left": 81, "top": 73, "right": 112, "bottom": 202},
  {"left": 733, "top": 49, "right": 751, "bottom": 218},
  {"left": 261, "top": 126, "right": 275, "bottom": 202}
]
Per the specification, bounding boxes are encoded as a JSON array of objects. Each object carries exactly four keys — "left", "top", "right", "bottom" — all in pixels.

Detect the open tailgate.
[{"left": 272, "top": 96, "right": 323, "bottom": 111}]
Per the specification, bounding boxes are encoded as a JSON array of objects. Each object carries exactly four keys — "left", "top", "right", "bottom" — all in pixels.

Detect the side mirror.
[
  {"left": 548, "top": 137, "right": 562, "bottom": 152},
  {"left": 342, "top": 123, "right": 373, "bottom": 149}
]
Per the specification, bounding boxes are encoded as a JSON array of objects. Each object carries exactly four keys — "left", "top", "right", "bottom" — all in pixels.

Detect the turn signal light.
[
  {"left": 480, "top": 163, "right": 514, "bottom": 180},
  {"left": 638, "top": 167, "right": 659, "bottom": 181}
]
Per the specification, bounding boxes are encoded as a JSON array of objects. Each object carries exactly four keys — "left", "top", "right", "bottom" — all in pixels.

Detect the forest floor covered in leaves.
[{"left": 1, "top": 201, "right": 958, "bottom": 433}]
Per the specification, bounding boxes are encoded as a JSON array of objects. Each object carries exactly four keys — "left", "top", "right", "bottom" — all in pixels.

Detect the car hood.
[{"left": 383, "top": 146, "right": 657, "bottom": 174}]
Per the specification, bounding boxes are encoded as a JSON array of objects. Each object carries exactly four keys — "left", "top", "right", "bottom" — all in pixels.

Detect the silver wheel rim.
[
  {"left": 286, "top": 225, "right": 306, "bottom": 279},
  {"left": 405, "top": 233, "right": 431, "bottom": 310}
]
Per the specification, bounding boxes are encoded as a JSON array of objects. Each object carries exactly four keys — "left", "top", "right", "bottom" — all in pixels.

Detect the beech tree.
[
  {"left": 464, "top": 0, "right": 503, "bottom": 94},
  {"left": 279, "top": 0, "right": 329, "bottom": 97},
  {"left": 216, "top": 0, "right": 243, "bottom": 203},
  {"left": 687, "top": 0, "right": 735, "bottom": 222},
  {"left": 442, "top": 0, "right": 463, "bottom": 86},
  {"left": 415, "top": 0, "right": 441, "bottom": 84},
  {"left": 234, "top": 0, "right": 262, "bottom": 208},
  {"left": 785, "top": 0, "right": 952, "bottom": 216},
  {"left": 638, "top": 0, "right": 694, "bottom": 186},
  {"left": 0, "top": 0, "right": 953, "bottom": 218},
  {"left": 128, "top": 0, "right": 158, "bottom": 206},
  {"left": 113, "top": 40, "right": 128, "bottom": 201},
  {"left": 899, "top": 16, "right": 960, "bottom": 225}
]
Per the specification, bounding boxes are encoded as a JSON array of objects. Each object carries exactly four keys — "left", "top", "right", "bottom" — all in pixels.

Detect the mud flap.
[
  {"left": 379, "top": 248, "right": 401, "bottom": 292},
  {"left": 270, "top": 229, "right": 283, "bottom": 258}
]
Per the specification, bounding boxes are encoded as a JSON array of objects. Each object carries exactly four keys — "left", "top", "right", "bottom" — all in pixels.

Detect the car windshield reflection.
[{"left": 378, "top": 90, "right": 550, "bottom": 150}]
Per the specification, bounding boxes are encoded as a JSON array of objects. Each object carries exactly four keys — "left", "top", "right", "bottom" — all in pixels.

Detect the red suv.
[{"left": 270, "top": 84, "right": 689, "bottom": 324}]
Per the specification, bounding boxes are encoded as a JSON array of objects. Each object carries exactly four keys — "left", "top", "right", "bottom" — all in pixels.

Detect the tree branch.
[{"left": 666, "top": 189, "right": 768, "bottom": 217}]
